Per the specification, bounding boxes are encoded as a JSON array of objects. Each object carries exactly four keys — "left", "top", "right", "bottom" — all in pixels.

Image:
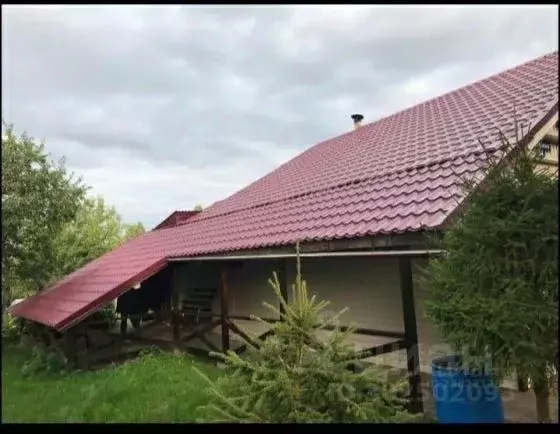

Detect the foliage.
[
  {"left": 2, "top": 344, "right": 220, "bottom": 422},
  {"left": 2, "top": 123, "right": 147, "bottom": 308},
  {"left": 2, "top": 311, "right": 22, "bottom": 342},
  {"left": 194, "top": 247, "right": 416, "bottom": 423},
  {"left": 421, "top": 135, "right": 558, "bottom": 421},
  {"left": 1, "top": 122, "right": 87, "bottom": 305},
  {"left": 193, "top": 204, "right": 203, "bottom": 211},
  {"left": 50, "top": 196, "right": 145, "bottom": 281},
  {"left": 20, "top": 344, "right": 67, "bottom": 377},
  {"left": 121, "top": 222, "right": 146, "bottom": 243}
]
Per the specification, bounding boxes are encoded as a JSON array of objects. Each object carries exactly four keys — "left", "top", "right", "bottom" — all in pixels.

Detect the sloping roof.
[
  {"left": 153, "top": 210, "right": 200, "bottom": 230},
  {"left": 10, "top": 51, "right": 559, "bottom": 331}
]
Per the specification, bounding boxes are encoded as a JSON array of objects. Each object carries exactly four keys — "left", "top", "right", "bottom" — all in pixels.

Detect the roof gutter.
[{"left": 168, "top": 249, "right": 444, "bottom": 262}]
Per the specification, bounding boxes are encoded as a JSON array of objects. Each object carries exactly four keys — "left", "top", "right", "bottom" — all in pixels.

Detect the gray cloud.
[{"left": 2, "top": 5, "right": 558, "bottom": 227}]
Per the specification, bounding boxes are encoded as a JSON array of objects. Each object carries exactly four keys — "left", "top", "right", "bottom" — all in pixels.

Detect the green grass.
[{"left": 2, "top": 343, "right": 221, "bottom": 423}]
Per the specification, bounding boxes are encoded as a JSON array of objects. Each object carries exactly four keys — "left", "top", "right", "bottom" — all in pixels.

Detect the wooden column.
[
  {"left": 63, "top": 328, "right": 78, "bottom": 371},
  {"left": 171, "top": 266, "right": 181, "bottom": 345},
  {"left": 517, "top": 370, "right": 529, "bottom": 392},
  {"left": 220, "top": 266, "right": 230, "bottom": 352},
  {"left": 399, "top": 256, "right": 424, "bottom": 414},
  {"left": 278, "top": 258, "right": 289, "bottom": 320}
]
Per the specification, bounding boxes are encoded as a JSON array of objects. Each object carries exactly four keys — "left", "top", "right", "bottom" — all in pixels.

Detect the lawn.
[{"left": 1, "top": 343, "right": 221, "bottom": 423}]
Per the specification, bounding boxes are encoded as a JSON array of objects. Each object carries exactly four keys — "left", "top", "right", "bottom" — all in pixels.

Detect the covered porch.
[{"left": 62, "top": 233, "right": 443, "bottom": 414}]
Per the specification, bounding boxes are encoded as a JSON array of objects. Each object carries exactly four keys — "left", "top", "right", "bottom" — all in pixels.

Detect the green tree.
[
  {"left": 1, "top": 123, "right": 87, "bottom": 306},
  {"left": 194, "top": 246, "right": 416, "bottom": 423},
  {"left": 51, "top": 197, "right": 146, "bottom": 280},
  {"left": 121, "top": 222, "right": 146, "bottom": 244},
  {"left": 50, "top": 196, "right": 122, "bottom": 280},
  {"left": 194, "top": 204, "right": 203, "bottom": 211},
  {"left": 421, "top": 137, "right": 558, "bottom": 422}
]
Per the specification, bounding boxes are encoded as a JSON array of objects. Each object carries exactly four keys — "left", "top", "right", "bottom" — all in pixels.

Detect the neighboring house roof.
[
  {"left": 153, "top": 210, "right": 200, "bottom": 230},
  {"left": 10, "top": 51, "right": 559, "bottom": 331}
]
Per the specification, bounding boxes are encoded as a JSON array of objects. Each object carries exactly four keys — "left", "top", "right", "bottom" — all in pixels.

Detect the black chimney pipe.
[{"left": 351, "top": 114, "right": 364, "bottom": 129}]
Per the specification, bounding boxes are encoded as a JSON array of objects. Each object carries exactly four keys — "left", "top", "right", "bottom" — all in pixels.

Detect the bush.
[
  {"left": 422, "top": 135, "right": 558, "bottom": 422},
  {"left": 20, "top": 344, "right": 67, "bottom": 377},
  {"left": 194, "top": 247, "right": 417, "bottom": 423},
  {"left": 2, "top": 311, "right": 23, "bottom": 342}
]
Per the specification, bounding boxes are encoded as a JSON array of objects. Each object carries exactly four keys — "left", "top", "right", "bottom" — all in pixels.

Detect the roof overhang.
[
  {"left": 168, "top": 230, "right": 443, "bottom": 262},
  {"left": 168, "top": 248, "right": 444, "bottom": 263}
]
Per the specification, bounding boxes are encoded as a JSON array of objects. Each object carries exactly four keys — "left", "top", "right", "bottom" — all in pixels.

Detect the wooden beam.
[
  {"left": 234, "top": 328, "right": 275, "bottom": 355},
  {"left": 220, "top": 266, "right": 230, "bottom": 352},
  {"left": 181, "top": 319, "right": 221, "bottom": 344},
  {"left": 225, "top": 314, "right": 280, "bottom": 324},
  {"left": 278, "top": 258, "right": 289, "bottom": 319},
  {"left": 353, "top": 339, "right": 408, "bottom": 360},
  {"left": 196, "top": 333, "right": 222, "bottom": 354},
  {"left": 321, "top": 324, "right": 405, "bottom": 340},
  {"left": 225, "top": 314, "right": 405, "bottom": 339},
  {"left": 399, "top": 256, "right": 424, "bottom": 414},
  {"left": 226, "top": 319, "right": 261, "bottom": 350}
]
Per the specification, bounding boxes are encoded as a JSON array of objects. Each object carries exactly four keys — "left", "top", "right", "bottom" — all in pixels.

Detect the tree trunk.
[{"left": 533, "top": 377, "right": 551, "bottom": 423}]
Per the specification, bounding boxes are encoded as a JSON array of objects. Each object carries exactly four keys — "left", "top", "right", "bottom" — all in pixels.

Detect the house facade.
[{"left": 10, "top": 52, "right": 559, "bottom": 399}]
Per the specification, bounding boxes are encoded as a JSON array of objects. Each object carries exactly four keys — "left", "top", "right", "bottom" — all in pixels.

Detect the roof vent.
[{"left": 351, "top": 114, "right": 364, "bottom": 130}]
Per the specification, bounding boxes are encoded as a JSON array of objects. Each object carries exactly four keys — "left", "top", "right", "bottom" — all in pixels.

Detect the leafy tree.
[
  {"left": 193, "top": 247, "right": 416, "bottom": 423},
  {"left": 194, "top": 204, "right": 203, "bottom": 211},
  {"left": 122, "top": 222, "right": 146, "bottom": 243},
  {"left": 50, "top": 196, "right": 123, "bottom": 280},
  {"left": 421, "top": 136, "right": 558, "bottom": 422},
  {"left": 1, "top": 123, "right": 87, "bottom": 306},
  {"left": 51, "top": 197, "right": 146, "bottom": 280}
]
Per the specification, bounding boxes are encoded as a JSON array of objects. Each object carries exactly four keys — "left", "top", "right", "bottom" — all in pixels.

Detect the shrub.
[
  {"left": 194, "top": 247, "right": 417, "bottom": 423},
  {"left": 20, "top": 344, "right": 67, "bottom": 376},
  {"left": 422, "top": 134, "right": 558, "bottom": 422},
  {"left": 2, "top": 311, "right": 23, "bottom": 342}
]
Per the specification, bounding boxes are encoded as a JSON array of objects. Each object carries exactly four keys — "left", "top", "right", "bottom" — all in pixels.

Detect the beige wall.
[
  {"left": 200, "top": 256, "right": 449, "bottom": 374},
  {"left": 211, "top": 259, "right": 282, "bottom": 318}
]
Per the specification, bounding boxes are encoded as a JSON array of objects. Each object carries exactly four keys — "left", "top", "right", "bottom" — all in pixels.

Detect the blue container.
[{"left": 431, "top": 355, "right": 505, "bottom": 423}]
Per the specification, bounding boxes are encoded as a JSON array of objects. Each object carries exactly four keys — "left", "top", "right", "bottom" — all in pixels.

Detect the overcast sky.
[{"left": 2, "top": 5, "right": 558, "bottom": 228}]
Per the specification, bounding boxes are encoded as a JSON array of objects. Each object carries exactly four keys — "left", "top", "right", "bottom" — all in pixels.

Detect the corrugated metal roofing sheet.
[{"left": 9, "top": 51, "right": 559, "bottom": 331}]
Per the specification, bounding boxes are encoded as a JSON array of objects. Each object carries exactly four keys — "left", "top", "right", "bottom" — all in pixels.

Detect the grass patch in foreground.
[{"left": 2, "top": 343, "right": 221, "bottom": 423}]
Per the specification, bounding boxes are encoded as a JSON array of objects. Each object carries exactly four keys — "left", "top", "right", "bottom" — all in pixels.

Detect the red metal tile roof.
[
  {"left": 10, "top": 51, "right": 559, "bottom": 331},
  {"left": 153, "top": 210, "right": 200, "bottom": 230}
]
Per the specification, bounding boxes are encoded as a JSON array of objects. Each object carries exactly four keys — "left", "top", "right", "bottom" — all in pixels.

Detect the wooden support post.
[
  {"left": 278, "top": 258, "right": 289, "bottom": 320},
  {"left": 220, "top": 266, "right": 230, "bottom": 352},
  {"left": 171, "top": 266, "right": 181, "bottom": 346},
  {"left": 64, "top": 328, "right": 78, "bottom": 371},
  {"left": 517, "top": 370, "right": 529, "bottom": 392},
  {"left": 399, "top": 256, "right": 424, "bottom": 414}
]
